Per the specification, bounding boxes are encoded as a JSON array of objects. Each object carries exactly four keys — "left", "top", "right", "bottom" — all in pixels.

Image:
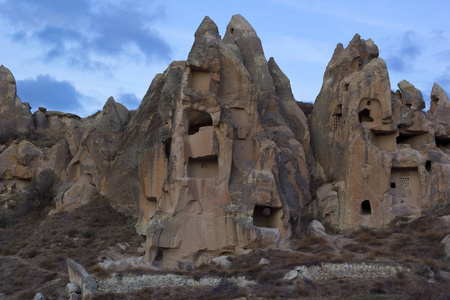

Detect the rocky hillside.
[{"left": 0, "top": 14, "right": 449, "bottom": 299}]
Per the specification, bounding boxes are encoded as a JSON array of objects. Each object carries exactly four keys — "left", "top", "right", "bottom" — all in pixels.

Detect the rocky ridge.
[{"left": 0, "top": 14, "right": 449, "bottom": 271}]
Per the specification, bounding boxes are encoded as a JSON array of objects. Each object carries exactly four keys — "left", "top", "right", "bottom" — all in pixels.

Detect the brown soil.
[
  {"left": 0, "top": 196, "right": 143, "bottom": 299},
  {"left": 1, "top": 197, "right": 449, "bottom": 300}
]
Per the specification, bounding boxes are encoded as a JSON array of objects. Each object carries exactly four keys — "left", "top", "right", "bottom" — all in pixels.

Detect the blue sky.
[{"left": 0, "top": 0, "right": 449, "bottom": 116}]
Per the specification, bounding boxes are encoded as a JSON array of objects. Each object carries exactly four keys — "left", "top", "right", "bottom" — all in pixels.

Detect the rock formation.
[
  {"left": 0, "top": 15, "right": 449, "bottom": 270},
  {"left": 309, "top": 35, "right": 450, "bottom": 229},
  {"left": 135, "top": 15, "right": 312, "bottom": 268},
  {"left": 0, "top": 65, "right": 35, "bottom": 142}
]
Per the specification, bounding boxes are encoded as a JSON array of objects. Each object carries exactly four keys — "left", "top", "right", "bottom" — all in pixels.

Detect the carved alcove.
[
  {"left": 187, "top": 155, "right": 218, "bottom": 179},
  {"left": 331, "top": 104, "right": 342, "bottom": 132},
  {"left": 396, "top": 132, "right": 430, "bottom": 150},
  {"left": 371, "top": 131, "right": 398, "bottom": 152},
  {"left": 358, "top": 99, "right": 381, "bottom": 124},
  {"left": 252, "top": 205, "right": 282, "bottom": 228},
  {"left": 360, "top": 200, "right": 371, "bottom": 215},
  {"left": 189, "top": 70, "right": 211, "bottom": 91},
  {"left": 389, "top": 167, "right": 420, "bottom": 206},
  {"left": 183, "top": 108, "right": 213, "bottom": 135}
]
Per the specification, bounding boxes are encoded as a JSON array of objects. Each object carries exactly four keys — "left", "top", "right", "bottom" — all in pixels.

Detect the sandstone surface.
[
  {"left": 0, "top": 15, "right": 449, "bottom": 270},
  {"left": 310, "top": 34, "right": 450, "bottom": 229},
  {"left": 135, "top": 15, "right": 312, "bottom": 268}
]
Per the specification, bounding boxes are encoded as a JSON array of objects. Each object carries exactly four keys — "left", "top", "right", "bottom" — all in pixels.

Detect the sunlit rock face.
[
  {"left": 309, "top": 35, "right": 450, "bottom": 230},
  {"left": 135, "top": 15, "right": 312, "bottom": 268}
]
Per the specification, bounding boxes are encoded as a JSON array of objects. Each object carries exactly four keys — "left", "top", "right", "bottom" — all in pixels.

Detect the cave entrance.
[
  {"left": 360, "top": 200, "right": 371, "bottom": 215},
  {"left": 187, "top": 155, "right": 218, "bottom": 179},
  {"left": 252, "top": 205, "right": 282, "bottom": 228},
  {"left": 358, "top": 109, "right": 373, "bottom": 123}
]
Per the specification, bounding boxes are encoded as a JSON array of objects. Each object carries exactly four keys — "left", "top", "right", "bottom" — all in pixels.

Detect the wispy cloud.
[
  {"left": 17, "top": 75, "right": 90, "bottom": 114},
  {"left": 385, "top": 31, "right": 422, "bottom": 72},
  {"left": 0, "top": 0, "right": 170, "bottom": 69},
  {"left": 116, "top": 92, "right": 141, "bottom": 110}
]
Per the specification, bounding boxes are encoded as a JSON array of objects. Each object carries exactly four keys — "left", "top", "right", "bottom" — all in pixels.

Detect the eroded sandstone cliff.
[
  {"left": 0, "top": 15, "right": 449, "bottom": 270},
  {"left": 309, "top": 35, "right": 450, "bottom": 230}
]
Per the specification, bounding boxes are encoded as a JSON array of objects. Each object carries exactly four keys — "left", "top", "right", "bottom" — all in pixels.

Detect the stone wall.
[
  {"left": 67, "top": 259, "right": 98, "bottom": 300},
  {"left": 284, "top": 262, "right": 411, "bottom": 281}
]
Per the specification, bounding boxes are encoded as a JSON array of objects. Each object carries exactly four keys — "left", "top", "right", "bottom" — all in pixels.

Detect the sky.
[{"left": 0, "top": 0, "right": 449, "bottom": 117}]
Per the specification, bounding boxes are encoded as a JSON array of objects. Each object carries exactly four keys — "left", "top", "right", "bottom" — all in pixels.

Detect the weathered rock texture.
[
  {"left": 309, "top": 35, "right": 450, "bottom": 229},
  {"left": 135, "top": 15, "right": 312, "bottom": 268},
  {"left": 0, "top": 15, "right": 449, "bottom": 269},
  {"left": 0, "top": 65, "right": 34, "bottom": 141}
]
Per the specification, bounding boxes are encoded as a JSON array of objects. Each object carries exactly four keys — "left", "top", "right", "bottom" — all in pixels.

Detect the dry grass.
[{"left": 0, "top": 196, "right": 142, "bottom": 299}]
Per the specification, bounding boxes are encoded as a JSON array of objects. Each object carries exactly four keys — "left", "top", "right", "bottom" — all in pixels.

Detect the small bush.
[
  {"left": 0, "top": 214, "right": 8, "bottom": 228},
  {"left": 25, "top": 169, "right": 59, "bottom": 212},
  {"left": 26, "top": 249, "right": 40, "bottom": 259},
  {"left": 19, "top": 169, "right": 59, "bottom": 215},
  {"left": 83, "top": 229, "right": 95, "bottom": 239},
  {"left": 67, "top": 228, "right": 78, "bottom": 238}
]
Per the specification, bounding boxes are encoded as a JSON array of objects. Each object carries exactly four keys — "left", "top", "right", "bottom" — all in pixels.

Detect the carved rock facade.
[
  {"left": 0, "top": 15, "right": 449, "bottom": 269},
  {"left": 310, "top": 35, "right": 450, "bottom": 230},
  {"left": 135, "top": 15, "right": 312, "bottom": 268}
]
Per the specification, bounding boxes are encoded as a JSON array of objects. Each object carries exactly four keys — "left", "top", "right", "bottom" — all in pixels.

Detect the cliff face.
[
  {"left": 309, "top": 35, "right": 450, "bottom": 230},
  {"left": 135, "top": 15, "right": 312, "bottom": 268},
  {"left": 0, "top": 15, "right": 449, "bottom": 270}
]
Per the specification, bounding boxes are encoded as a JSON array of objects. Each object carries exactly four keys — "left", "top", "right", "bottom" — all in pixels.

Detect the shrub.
[
  {"left": 0, "top": 214, "right": 8, "bottom": 228},
  {"left": 24, "top": 169, "right": 59, "bottom": 213},
  {"left": 83, "top": 229, "right": 95, "bottom": 239}
]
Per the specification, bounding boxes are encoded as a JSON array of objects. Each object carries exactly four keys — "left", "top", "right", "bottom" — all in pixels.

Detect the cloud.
[
  {"left": 435, "top": 67, "right": 450, "bottom": 94},
  {"left": 385, "top": 31, "right": 422, "bottom": 72},
  {"left": 0, "top": 0, "right": 170, "bottom": 68},
  {"left": 17, "top": 75, "right": 87, "bottom": 113},
  {"left": 116, "top": 92, "right": 141, "bottom": 110}
]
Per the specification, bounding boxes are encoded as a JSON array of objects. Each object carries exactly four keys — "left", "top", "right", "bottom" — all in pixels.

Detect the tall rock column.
[{"left": 136, "top": 15, "right": 312, "bottom": 269}]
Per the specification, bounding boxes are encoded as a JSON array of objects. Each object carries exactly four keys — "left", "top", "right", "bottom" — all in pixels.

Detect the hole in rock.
[
  {"left": 152, "top": 248, "right": 163, "bottom": 267},
  {"left": 184, "top": 108, "right": 213, "bottom": 135},
  {"left": 343, "top": 83, "right": 349, "bottom": 91},
  {"left": 435, "top": 136, "right": 450, "bottom": 150},
  {"left": 187, "top": 155, "right": 218, "bottom": 179},
  {"left": 360, "top": 200, "right": 371, "bottom": 215},
  {"left": 358, "top": 109, "right": 373, "bottom": 123},
  {"left": 252, "top": 205, "right": 282, "bottom": 228},
  {"left": 391, "top": 182, "right": 396, "bottom": 188},
  {"left": 396, "top": 132, "right": 429, "bottom": 150},
  {"left": 163, "top": 138, "right": 172, "bottom": 160},
  {"left": 425, "top": 160, "right": 432, "bottom": 172}
]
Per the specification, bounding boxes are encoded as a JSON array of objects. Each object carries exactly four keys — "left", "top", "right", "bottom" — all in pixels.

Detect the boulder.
[
  {"left": 442, "top": 234, "right": 450, "bottom": 258},
  {"left": 66, "top": 281, "right": 81, "bottom": 294},
  {"left": 306, "top": 220, "right": 326, "bottom": 237},
  {"left": 33, "top": 293, "right": 46, "bottom": 300},
  {"left": 0, "top": 140, "right": 44, "bottom": 180}
]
